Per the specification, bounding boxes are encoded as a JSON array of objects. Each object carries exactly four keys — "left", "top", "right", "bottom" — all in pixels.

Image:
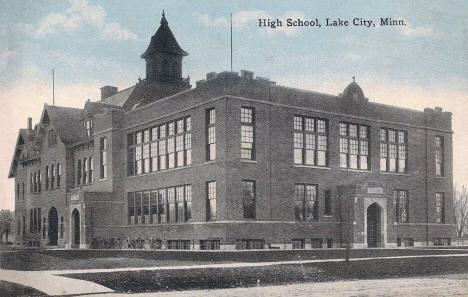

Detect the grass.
[
  {"left": 64, "top": 256, "right": 468, "bottom": 293},
  {"left": 0, "top": 280, "right": 45, "bottom": 297},
  {"left": 2, "top": 247, "right": 468, "bottom": 271}
]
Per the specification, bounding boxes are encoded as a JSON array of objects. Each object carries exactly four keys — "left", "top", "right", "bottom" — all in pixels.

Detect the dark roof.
[
  {"left": 100, "top": 85, "right": 136, "bottom": 107},
  {"left": 342, "top": 81, "right": 365, "bottom": 100},
  {"left": 45, "top": 105, "right": 84, "bottom": 143},
  {"left": 141, "top": 12, "right": 188, "bottom": 58}
]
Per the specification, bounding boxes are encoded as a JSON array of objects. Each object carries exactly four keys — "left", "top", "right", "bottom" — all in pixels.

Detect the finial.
[
  {"left": 352, "top": 76, "right": 355, "bottom": 83},
  {"left": 161, "top": 9, "right": 168, "bottom": 25}
]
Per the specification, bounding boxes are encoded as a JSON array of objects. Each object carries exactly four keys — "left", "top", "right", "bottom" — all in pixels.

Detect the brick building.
[{"left": 9, "top": 13, "right": 455, "bottom": 249}]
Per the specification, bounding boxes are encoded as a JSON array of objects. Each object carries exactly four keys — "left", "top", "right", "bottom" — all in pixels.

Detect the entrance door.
[
  {"left": 72, "top": 209, "right": 80, "bottom": 246},
  {"left": 48, "top": 207, "right": 58, "bottom": 245},
  {"left": 367, "top": 203, "right": 381, "bottom": 247}
]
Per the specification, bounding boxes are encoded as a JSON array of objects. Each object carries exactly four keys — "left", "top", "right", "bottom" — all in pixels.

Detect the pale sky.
[{"left": 1, "top": 0, "right": 467, "bottom": 210}]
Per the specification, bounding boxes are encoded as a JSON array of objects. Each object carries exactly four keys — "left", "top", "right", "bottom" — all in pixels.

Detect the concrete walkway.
[
  {"left": 1, "top": 253, "right": 468, "bottom": 296},
  {"left": 0, "top": 269, "right": 114, "bottom": 296}
]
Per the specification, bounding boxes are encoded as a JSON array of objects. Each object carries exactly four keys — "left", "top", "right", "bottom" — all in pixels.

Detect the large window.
[
  {"left": 294, "top": 116, "right": 327, "bottom": 166},
  {"left": 48, "top": 129, "right": 57, "bottom": 147},
  {"left": 435, "top": 136, "right": 444, "bottom": 176},
  {"left": 100, "top": 137, "right": 107, "bottom": 179},
  {"left": 241, "top": 107, "right": 255, "bottom": 159},
  {"left": 295, "top": 184, "right": 318, "bottom": 221},
  {"left": 242, "top": 180, "right": 256, "bottom": 219},
  {"left": 395, "top": 190, "right": 409, "bottom": 223},
  {"left": 435, "top": 192, "right": 445, "bottom": 223},
  {"left": 206, "top": 108, "right": 216, "bottom": 161},
  {"left": 127, "top": 184, "right": 192, "bottom": 225},
  {"left": 380, "top": 128, "right": 407, "bottom": 173},
  {"left": 127, "top": 116, "right": 191, "bottom": 176},
  {"left": 339, "top": 123, "right": 369, "bottom": 170},
  {"left": 207, "top": 181, "right": 216, "bottom": 220}
]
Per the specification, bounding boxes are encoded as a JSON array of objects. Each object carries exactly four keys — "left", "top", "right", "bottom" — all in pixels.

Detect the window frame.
[
  {"left": 339, "top": 122, "right": 369, "bottom": 170},
  {"left": 380, "top": 128, "right": 407, "bottom": 173},
  {"left": 241, "top": 107, "right": 255, "bottom": 160},
  {"left": 294, "top": 115, "right": 328, "bottom": 166}
]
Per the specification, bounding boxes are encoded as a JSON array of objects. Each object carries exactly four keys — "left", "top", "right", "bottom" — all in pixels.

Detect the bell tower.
[{"left": 141, "top": 10, "right": 188, "bottom": 84}]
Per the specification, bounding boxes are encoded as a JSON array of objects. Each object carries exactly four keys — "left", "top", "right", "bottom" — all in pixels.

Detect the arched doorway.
[
  {"left": 367, "top": 203, "right": 381, "bottom": 247},
  {"left": 48, "top": 207, "right": 58, "bottom": 245},
  {"left": 72, "top": 209, "right": 80, "bottom": 246}
]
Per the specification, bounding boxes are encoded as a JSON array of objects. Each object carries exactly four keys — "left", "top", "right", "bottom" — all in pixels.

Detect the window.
[
  {"left": 128, "top": 193, "right": 135, "bottom": 224},
  {"left": 100, "top": 137, "right": 107, "bottom": 179},
  {"left": 434, "top": 238, "right": 451, "bottom": 246},
  {"left": 435, "top": 192, "right": 445, "bottom": 223},
  {"left": 167, "top": 187, "right": 176, "bottom": 223},
  {"left": 159, "top": 189, "right": 167, "bottom": 223},
  {"left": 404, "top": 238, "right": 414, "bottom": 246},
  {"left": 22, "top": 183, "right": 24, "bottom": 200},
  {"left": 380, "top": 128, "right": 407, "bottom": 173},
  {"left": 56, "top": 163, "right": 61, "bottom": 187},
  {"left": 235, "top": 239, "right": 264, "bottom": 250},
  {"left": 294, "top": 116, "right": 328, "bottom": 166},
  {"left": 127, "top": 116, "right": 191, "bottom": 176},
  {"left": 207, "top": 181, "right": 216, "bottom": 220},
  {"left": 292, "top": 239, "right": 305, "bottom": 249},
  {"left": 241, "top": 107, "right": 255, "bottom": 159},
  {"left": 85, "top": 119, "right": 93, "bottom": 137},
  {"left": 185, "top": 185, "right": 192, "bottom": 221},
  {"left": 38, "top": 171, "right": 42, "bottom": 192},
  {"left": 88, "top": 157, "right": 93, "bottom": 183},
  {"left": 150, "top": 190, "right": 158, "bottom": 223},
  {"left": 77, "top": 160, "right": 81, "bottom": 186},
  {"left": 48, "top": 129, "right": 57, "bottom": 146},
  {"left": 242, "top": 180, "right": 256, "bottom": 219},
  {"left": 60, "top": 217, "right": 64, "bottom": 239},
  {"left": 30, "top": 173, "right": 33, "bottom": 193},
  {"left": 339, "top": 123, "right": 369, "bottom": 170},
  {"left": 167, "top": 240, "right": 190, "bottom": 250},
  {"left": 435, "top": 136, "right": 444, "bottom": 176},
  {"left": 311, "top": 238, "right": 323, "bottom": 248},
  {"left": 83, "top": 158, "right": 87, "bottom": 184},
  {"left": 33, "top": 172, "right": 37, "bottom": 193},
  {"left": 324, "top": 190, "right": 332, "bottom": 216},
  {"left": 200, "top": 240, "right": 220, "bottom": 250},
  {"left": 295, "top": 184, "right": 318, "bottom": 221},
  {"left": 395, "top": 190, "right": 409, "bottom": 223},
  {"left": 50, "top": 164, "right": 55, "bottom": 189},
  {"left": 327, "top": 239, "right": 333, "bottom": 248},
  {"left": 206, "top": 108, "right": 216, "bottom": 161},
  {"left": 45, "top": 166, "right": 49, "bottom": 189},
  {"left": 176, "top": 186, "right": 184, "bottom": 222}
]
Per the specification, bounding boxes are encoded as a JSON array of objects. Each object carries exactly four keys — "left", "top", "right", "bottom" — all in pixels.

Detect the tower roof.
[{"left": 141, "top": 11, "right": 188, "bottom": 58}]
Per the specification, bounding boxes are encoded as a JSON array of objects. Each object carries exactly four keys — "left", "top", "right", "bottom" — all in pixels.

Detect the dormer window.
[
  {"left": 85, "top": 119, "right": 94, "bottom": 137},
  {"left": 48, "top": 129, "right": 57, "bottom": 146}
]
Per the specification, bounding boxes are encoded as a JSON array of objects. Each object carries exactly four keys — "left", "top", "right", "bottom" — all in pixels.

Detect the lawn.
[
  {"left": 0, "top": 280, "right": 45, "bottom": 297},
  {"left": 1, "top": 247, "right": 468, "bottom": 271},
  {"left": 64, "top": 256, "right": 468, "bottom": 293}
]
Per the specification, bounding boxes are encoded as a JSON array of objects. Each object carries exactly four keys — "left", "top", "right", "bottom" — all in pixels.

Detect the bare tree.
[
  {"left": 454, "top": 184, "right": 468, "bottom": 241},
  {"left": 0, "top": 209, "right": 13, "bottom": 243}
]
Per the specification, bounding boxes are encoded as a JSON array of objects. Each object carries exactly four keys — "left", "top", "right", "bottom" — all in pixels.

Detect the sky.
[{"left": 0, "top": 0, "right": 467, "bottom": 210}]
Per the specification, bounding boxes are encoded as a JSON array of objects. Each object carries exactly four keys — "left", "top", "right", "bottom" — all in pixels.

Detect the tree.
[
  {"left": 454, "top": 184, "right": 468, "bottom": 240},
  {"left": 0, "top": 209, "right": 13, "bottom": 243}
]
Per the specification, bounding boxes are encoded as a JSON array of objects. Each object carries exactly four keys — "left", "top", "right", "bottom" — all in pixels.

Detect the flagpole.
[
  {"left": 230, "top": 12, "right": 233, "bottom": 72},
  {"left": 52, "top": 69, "right": 55, "bottom": 106}
]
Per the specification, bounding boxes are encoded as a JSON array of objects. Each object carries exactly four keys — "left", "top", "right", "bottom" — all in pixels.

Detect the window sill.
[
  {"left": 323, "top": 215, "right": 333, "bottom": 218},
  {"left": 99, "top": 178, "right": 107, "bottom": 182},
  {"left": 340, "top": 168, "right": 371, "bottom": 173},
  {"left": 435, "top": 176, "right": 446, "bottom": 179},
  {"left": 380, "top": 171, "right": 410, "bottom": 176},
  {"left": 204, "top": 160, "right": 216, "bottom": 165},
  {"left": 241, "top": 159, "right": 257, "bottom": 164},
  {"left": 293, "top": 164, "right": 330, "bottom": 170}
]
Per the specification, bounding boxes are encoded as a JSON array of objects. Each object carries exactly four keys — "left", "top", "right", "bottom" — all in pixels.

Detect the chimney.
[
  {"left": 27, "top": 117, "right": 32, "bottom": 131},
  {"left": 100, "top": 86, "right": 118, "bottom": 100}
]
